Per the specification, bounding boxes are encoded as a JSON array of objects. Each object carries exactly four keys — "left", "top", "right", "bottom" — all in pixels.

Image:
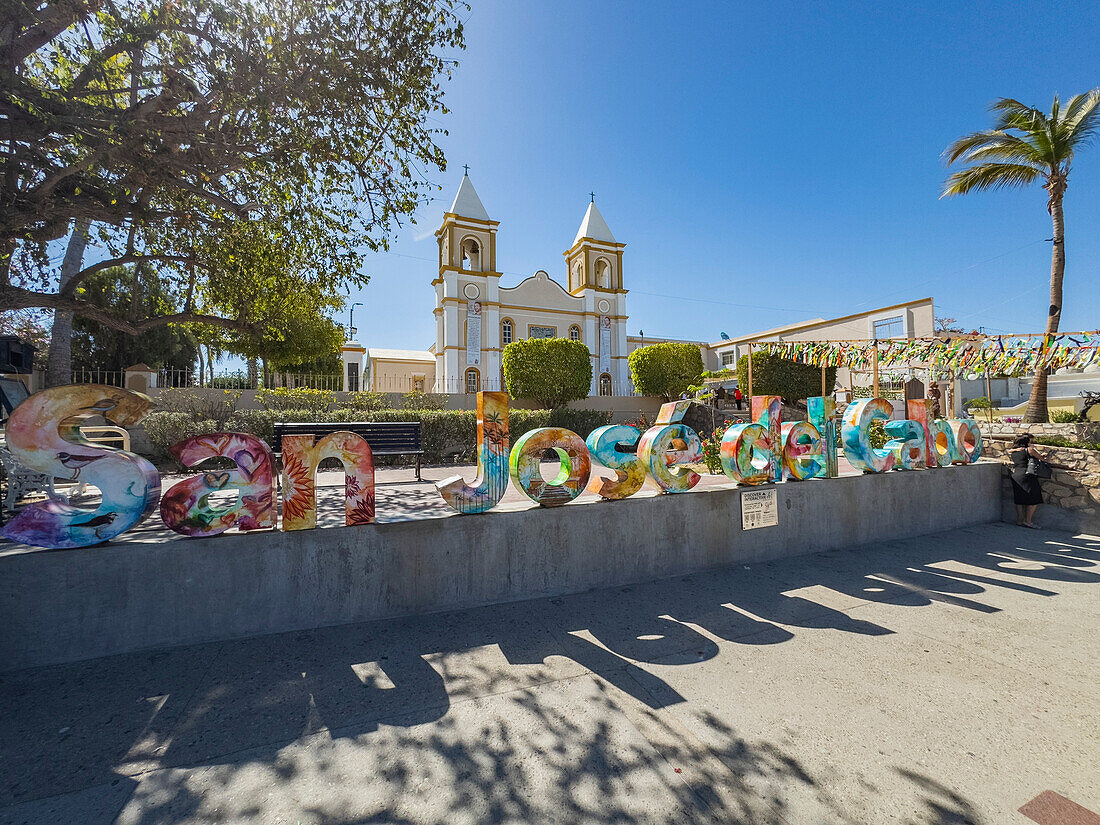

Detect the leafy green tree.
[
  {"left": 943, "top": 91, "right": 1100, "bottom": 422},
  {"left": 628, "top": 343, "right": 704, "bottom": 400},
  {"left": 71, "top": 265, "right": 198, "bottom": 374},
  {"left": 735, "top": 352, "right": 837, "bottom": 404},
  {"left": 1, "top": 0, "right": 465, "bottom": 339},
  {"left": 503, "top": 338, "right": 592, "bottom": 409}
]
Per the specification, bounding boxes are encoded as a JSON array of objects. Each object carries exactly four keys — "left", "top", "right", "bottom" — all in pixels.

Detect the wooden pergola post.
[
  {"left": 985, "top": 371, "right": 993, "bottom": 423},
  {"left": 747, "top": 343, "right": 754, "bottom": 397},
  {"left": 821, "top": 364, "right": 826, "bottom": 397},
  {"left": 872, "top": 345, "right": 880, "bottom": 398}
]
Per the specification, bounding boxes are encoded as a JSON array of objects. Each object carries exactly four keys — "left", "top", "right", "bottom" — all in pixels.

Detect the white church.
[{"left": 350, "top": 174, "right": 643, "bottom": 396}]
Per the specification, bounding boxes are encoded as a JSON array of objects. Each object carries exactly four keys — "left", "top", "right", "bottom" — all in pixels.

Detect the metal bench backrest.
[{"left": 272, "top": 421, "right": 421, "bottom": 454}]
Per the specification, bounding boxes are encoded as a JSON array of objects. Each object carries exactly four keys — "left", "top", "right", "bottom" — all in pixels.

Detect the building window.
[
  {"left": 873, "top": 315, "right": 905, "bottom": 339},
  {"left": 465, "top": 368, "right": 479, "bottom": 393},
  {"left": 569, "top": 324, "right": 581, "bottom": 342},
  {"left": 347, "top": 362, "right": 360, "bottom": 392},
  {"left": 501, "top": 318, "right": 513, "bottom": 346},
  {"left": 721, "top": 352, "right": 736, "bottom": 367},
  {"left": 413, "top": 377, "right": 424, "bottom": 393},
  {"left": 599, "top": 373, "right": 612, "bottom": 396}
]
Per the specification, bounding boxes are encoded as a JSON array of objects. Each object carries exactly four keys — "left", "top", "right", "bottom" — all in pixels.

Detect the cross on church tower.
[
  {"left": 463, "top": 164, "right": 470, "bottom": 176},
  {"left": 589, "top": 191, "right": 595, "bottom": 203}
]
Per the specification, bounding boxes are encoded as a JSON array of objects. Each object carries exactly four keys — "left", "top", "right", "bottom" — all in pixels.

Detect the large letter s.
[{"left": 1, "top": 385, "right": 160, "bottom": 548}]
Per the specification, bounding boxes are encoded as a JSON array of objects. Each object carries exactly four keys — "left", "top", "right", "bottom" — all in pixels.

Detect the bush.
[
  {"left": 154, "top": 388, "right": 240, "bottom": 427},
  {"left": 548, "top": 407, "right": 613, "bottom": 439},
  {"left": 503, "top": 338, "right": 592, "bottom": 408},
  {"left": 340, "top": 391, "right": 392, "bottom": 412},
  {"left": 255, "top": 387, "right": 334, "bottom": 413},
  {"left": 629, "top": 343, "right": 703, "bottom": 400},
  {"left": 210, "top": 371, "right": 247, "bottom": 389},
  {"left": 400, "top": 390, "right": 447, "bottom": 411},
  {"left": 142, "top": 412, "right": 219, "bottom": 462},
  {"left": 1033, "top": 436, "right": 1099, "bottom": 450},
  {"left": 735, "top": 352, "right": 837, "bottom": 404},
  {"left": 1050, "top": 410, "right": 1081, "bottom": 423}
]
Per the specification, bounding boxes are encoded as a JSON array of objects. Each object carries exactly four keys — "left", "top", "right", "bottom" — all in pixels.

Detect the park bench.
[{"left": 272, "top": 421, "right": 424, "bottom": 481}]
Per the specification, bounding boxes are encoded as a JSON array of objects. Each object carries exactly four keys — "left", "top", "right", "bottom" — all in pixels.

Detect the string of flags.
[{"left": 756, "top": 332, "right": 1100, "bottom": 376}]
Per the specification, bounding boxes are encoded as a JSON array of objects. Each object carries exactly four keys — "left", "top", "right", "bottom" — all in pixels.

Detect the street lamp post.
[{"left": 348, "top": 302, "right": 364, "bottom": 339}]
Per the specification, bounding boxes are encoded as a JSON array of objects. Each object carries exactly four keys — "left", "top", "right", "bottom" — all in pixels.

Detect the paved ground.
[{"left": 1, "top": 522, "right": 1097, "bottom": 824}]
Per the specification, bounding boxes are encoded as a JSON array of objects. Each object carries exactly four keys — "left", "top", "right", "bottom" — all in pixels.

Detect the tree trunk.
[
  {"left": 247, "top": 357, "right": 258, "bottom": 389},
  {"left": 47, "top": 219, "right": 91, "bottom": 387},
  {"left": 1024, "top": 187, "right": 1066, "bottom": 423},
  {"left": 197, "top": 350, "right": 205, "bottom": 387}
]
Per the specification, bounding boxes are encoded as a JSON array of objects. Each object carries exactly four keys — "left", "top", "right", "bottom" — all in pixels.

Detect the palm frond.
[
  {"left": 1061, "top": 89, "right": 1100, "bottom": 146},
  {"left": 958, "top": 133, "right": 1047, "bottom": 165},
  {"left": 943, "top": 130, "right": 1004, "bottom": 164},
  {"left": 941, "top": 163, "right": 1042, "bottom": 197},
  {"left": 990, "top": 98, "right": 1047, "bottom": 133}
]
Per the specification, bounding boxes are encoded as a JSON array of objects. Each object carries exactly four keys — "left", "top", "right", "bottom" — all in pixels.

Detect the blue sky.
[{"left": 349, "top": 0, "right": 1100, "bottom": 351}]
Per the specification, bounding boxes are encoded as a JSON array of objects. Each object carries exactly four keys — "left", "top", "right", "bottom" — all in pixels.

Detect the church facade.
[{"left": 431, "top": 175, "right": 632, "bottom": 396}]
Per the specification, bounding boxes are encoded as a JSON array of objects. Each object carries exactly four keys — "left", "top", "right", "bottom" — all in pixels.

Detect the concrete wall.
[
  {"left": 0, "top": 462, "right": 1002, "bottom": 671},
  {"left": 984, "top": 438, "right": 1100, "bottom": 534}
]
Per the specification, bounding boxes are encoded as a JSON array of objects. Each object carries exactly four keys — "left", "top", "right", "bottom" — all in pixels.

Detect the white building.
[{"left": 432, "top": 175, "right": 632, "bottom": 396}]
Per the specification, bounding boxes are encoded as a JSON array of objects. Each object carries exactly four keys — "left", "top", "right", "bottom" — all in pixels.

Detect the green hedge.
[{"left": 142, "top": 406, "right": 613, "bottom": 464}]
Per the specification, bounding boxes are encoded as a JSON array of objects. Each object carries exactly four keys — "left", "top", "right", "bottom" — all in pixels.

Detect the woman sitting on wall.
[{"left": 1008, "top": 434, "right": 1068, "bottom": 529}]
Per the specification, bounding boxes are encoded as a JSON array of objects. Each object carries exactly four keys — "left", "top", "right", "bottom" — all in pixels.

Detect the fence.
[
  {"left": 370, "top": 375, "right": 639, "bottom": 397},
  {"left": 70, "top": 369, "right": 343, "bottom": 391}
]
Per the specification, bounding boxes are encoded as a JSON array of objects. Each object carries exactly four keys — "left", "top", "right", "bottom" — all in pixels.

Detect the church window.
[
  {"left": 569, "top": 325, "right": 581, "bottom": 342},
  {"left": 501, "top": 318, "right": 513, "bottom": 345},
  {"left": 465, "top": 368, "right": 480, "bottom": 393},
  {"left": 460, "top": 238, "right": 481, "bottom": 271},
  {"left": 599, "top": 374, "right": 612, "bottom": 396},
  {"left": 595, "top": 259, "right": 611, "bottom": 289}
]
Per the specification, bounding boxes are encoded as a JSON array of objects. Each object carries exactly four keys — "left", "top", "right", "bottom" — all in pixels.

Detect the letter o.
[{"left": 509, "top": 428, "right": 591, "bottom": 506}]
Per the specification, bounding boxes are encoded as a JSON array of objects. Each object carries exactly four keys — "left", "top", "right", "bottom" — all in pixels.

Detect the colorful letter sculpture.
[
  {"left": 720, "top": 422, "right": 772, "bottom": 485},
  {"left": 750, "top": 395, "right": 783, "bottom": 483},
  {"left": 509, "top": 428, "right": 592, "bottom": 506},
  {"left": 781, "top": 421, "right": 826, "bottom": 481},
  {"left": 841, "top": 398, "right": 896, "bottom": 473},
  {"left": 883, "top": 420, "right": 927, "bottom": 470},
  {"left": 638, "top": 423, "right": 702, "bottom": 493},
  {"left": 806, "top": 396, "right": 839, "bottom": 478},
  {"left": 950, "top": 419, "right": 983, "bottom": 464},
  {"left": 160, "top": 433, "right": 276, "bottom": 537},
  {"left": 928, "top": 419, "right": 961, "bottom": 466},
  {"left": 906, "top": 399, "right": 937, "bottom": 468},
  {"left": 0, "top": 385, "right": 160, "bottom": 548},
  {"left": 586, "top": 424, "right": 645, "bottom": 500},
  {"left": 281, "top": 431, "right": 375, "bottom": 530},
  {"left": 437, "top": 392, "right": 510, "bottom": 514}
]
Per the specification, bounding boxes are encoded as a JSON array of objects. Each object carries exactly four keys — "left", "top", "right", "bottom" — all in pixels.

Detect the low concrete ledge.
[{"left": 0, "top": 462, "right": 1003, "bottom": 671}]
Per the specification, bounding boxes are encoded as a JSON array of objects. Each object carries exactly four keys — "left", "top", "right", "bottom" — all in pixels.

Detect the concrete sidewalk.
[{"left": 1, "top": 523, "right": 1097, "bottom": 824}]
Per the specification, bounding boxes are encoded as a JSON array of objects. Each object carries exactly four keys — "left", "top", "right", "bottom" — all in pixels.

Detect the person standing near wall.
[{"left": 1008, "top": 434, "right": 1069, "bottom": 528}]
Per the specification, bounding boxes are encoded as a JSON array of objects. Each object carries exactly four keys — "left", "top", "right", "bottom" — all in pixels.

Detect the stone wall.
[{"left": 983, "top": 420, "right": 1100, "bottom": 443}]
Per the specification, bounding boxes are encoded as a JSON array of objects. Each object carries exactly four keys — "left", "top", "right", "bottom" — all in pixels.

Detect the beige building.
[
  {"left": 365, "top": 348, "right": 436, "bottom": 393},
  {"left": 704, "top": 297, "right": 936, "bottom": 389}
]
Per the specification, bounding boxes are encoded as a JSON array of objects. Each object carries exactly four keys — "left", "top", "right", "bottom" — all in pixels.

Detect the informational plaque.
[
  {"left": 466, "top": 301, "right": 482, "bottom": 366},
  {"left": 529, "top": 325, "right": 556, "bottom": 339},
  {"left": 599, "top": 316, "right": 612, "bottom": 375},
  {"left": 740, "top": 488, "right": 778, "bottom": 530}
]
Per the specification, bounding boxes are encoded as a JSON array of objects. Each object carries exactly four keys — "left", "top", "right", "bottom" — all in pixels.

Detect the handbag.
[{"left": 1026, "top": 457, "right": 1053, "bottom": 478}]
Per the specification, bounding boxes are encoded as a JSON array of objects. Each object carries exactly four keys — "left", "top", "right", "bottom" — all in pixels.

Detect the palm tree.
[{"left": 942, "top": 91, "right": 1100, "bottom": 422}]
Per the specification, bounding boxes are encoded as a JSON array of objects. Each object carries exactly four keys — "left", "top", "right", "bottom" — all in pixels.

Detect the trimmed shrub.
[
  {"left": 400, "top": 391, "right": 447, "bottom": 411},
  {"left": 154, "top": 388, "right": 240, "bottom": 427},
  {"left": 1050, "top": 409, "right": 1081, "bottom": 423},
  {"left": 735, "top": 352, "right": 837, "bottom": 404},
  {"left": 503, "top": 338, "right": 592, "bottom": 408},
  {"left": 548, "top": 407, "right": 613, "bottom": 439},
  {"left": 629, "top": 343, "right": 703, "bottom": 400},
  {"left": 142, "top": 412, "right": 219, "bottom": 462},
  {"left": 255, "top": 387, "right": 334, "bottom": 413},
  {"left": 339, "top": 391, "right": 392, "bottom": 411}
]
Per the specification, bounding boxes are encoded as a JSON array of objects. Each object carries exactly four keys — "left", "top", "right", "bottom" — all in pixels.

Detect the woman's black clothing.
[{"left": 1009, "top": 448, "right": 1043, "bottom": 505}]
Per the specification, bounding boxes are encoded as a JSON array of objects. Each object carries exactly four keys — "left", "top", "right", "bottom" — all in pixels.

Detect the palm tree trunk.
[
  {"left": 47, "top": 219, "right": 91, "bottom": 387},
  {"left": 1024, "top": 188, "right": 1066, "bottom": 422}
]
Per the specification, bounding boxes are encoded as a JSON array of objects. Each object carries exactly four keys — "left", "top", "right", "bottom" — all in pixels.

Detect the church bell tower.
[{"left": 434, "top": 172, "right": 503, "bottom": 392}]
